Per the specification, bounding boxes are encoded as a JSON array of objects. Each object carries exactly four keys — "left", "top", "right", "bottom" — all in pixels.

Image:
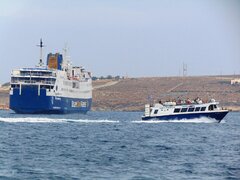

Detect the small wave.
[
  {"left": 132, "top": 117, "right": 218, "bottom": 124},
  {"left": 0, "top": 117, "right": 119, "bottom": 123},
  {"left": 66, "top": 119, "right": 119, "bottom": 123},
  {"left": 132, "top": 120, "right": 165, "bottom": 124},
  {"left": 0, "top": 117, "right": 64, "bottom": 123}
]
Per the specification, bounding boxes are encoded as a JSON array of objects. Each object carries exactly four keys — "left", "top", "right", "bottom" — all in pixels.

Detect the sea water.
[{"left": 0, "top": 110, "right": 239, "bottom": 179}]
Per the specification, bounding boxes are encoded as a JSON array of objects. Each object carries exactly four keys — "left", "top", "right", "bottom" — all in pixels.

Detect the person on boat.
[
  {"left": 177, "top": 97, "right": 181, "bottom": 105},
  {"left": 186, "top": 98, "right": 191, "bottom": 104}
]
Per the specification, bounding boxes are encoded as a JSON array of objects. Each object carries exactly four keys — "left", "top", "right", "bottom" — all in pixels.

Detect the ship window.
[
  {"left": 181, "top": 108, "right": 188, "bottom": 112},
  {"left": 195, "top": 107, "right": 200, "bottom": 111},
  {"left": 208, "top": 105, "right": 214, "bottom": 111},
  {"left": 154, "top": 109, "right": 158, "bottom": 114},
  {"left": 188, "top": 107, "right": 195, "bottom": 112},
  {"left": 174, "top": 108, "right": 180, "bottom": 113},
  {"left": 73, "top": 82, "right": 76, "bottom": 88},
  {"left": 201, "top": 107, "right": 206, "bottom": 111},
  {"left": 72, "top": 82, "right": 79, "bottom": 89},
  {"left": 214, "top": 105, "right": 217, "bottom": 109}
]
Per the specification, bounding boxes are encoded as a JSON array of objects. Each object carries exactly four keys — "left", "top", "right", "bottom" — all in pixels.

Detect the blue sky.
[{"left": 0, "top": 0, "right": 240, "bottom": 83}]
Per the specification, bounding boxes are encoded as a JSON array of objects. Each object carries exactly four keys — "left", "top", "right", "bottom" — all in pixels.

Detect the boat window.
[
  {"left": 209, "top": 105, "right": 217, "bottom": 110},
  {"left": 208, "top": 105, "right": 214, "bottom": 111},
  {"left": 11, "top": 84, "right": 20, "bottom": 88},
  {"left": 154, "top": 109, "right": 158, "bottom": 114},
  {"left": 195, "top": 107, "right": 200, "bottom": 111},
  {"left": 181, "top": 108, "right": 188, "bottom": 112},
  {"left": 188, "top": 107, "right": 195, "bottom": 112},
  {"left": 174, "top": 108, "right": 180, "bottom": 113},
  {"left": 200, "top": 107, "right": 206, "bottom": 111}
]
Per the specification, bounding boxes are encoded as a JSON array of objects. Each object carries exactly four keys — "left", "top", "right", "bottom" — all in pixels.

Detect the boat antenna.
[
  {"left": 62, "top": 43, "right": 69, "bottom": 70},
  {"left": 63, "top": 43, "right": 67, "bottom": 60},
  {"left": 37, "top": 38, "right": 45, "bottom": 67}
]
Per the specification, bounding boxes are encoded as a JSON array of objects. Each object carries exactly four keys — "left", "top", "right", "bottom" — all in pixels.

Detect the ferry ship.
[
  {"left": 9, "top": 40, "right": 92, "bottom": 114},
  {"left": 142, "top": 98, "right": 228, "bottom": 122}
]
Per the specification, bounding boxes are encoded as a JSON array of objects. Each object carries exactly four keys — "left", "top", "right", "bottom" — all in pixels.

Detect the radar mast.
[{"left": 37, "top": 38, "right": 45, "bottom": 67}]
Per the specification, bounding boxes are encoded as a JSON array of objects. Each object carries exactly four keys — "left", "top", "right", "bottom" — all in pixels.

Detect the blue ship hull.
[
  {"left": 10, "top": 86, "right": 92, "bottom": 114},
  {"left": 142, "top": 111, "right": 228, "bottom": 122}
]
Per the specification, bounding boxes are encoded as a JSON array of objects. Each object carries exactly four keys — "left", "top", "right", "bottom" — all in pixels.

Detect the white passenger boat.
[{"left": 142, "top": 99, "right": 228, "bottom": 122}]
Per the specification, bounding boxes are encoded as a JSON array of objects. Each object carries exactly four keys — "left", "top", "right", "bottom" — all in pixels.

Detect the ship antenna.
[
  {"left": 62, "top": 43, "right": 71, "bottom": 70},
  {"left": 37, "top": 38, "right": 45, "bottom": 67},
  {"left": 63, "top": 43, "right": 67, "bottom": 60}
]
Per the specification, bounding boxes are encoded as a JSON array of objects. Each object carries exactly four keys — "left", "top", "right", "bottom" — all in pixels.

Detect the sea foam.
[
  {"left": 0, "top": 117, "right": 119, "bottom": 123},
  {"left": 132, "top": 117, "right": 218, "bottom": 124}
]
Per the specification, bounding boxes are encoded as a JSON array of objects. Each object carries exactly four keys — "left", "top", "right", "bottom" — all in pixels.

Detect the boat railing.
[
  {"left": 154, "top": 99, "right": 217, "bottom": 107},
  {"left": 19, "top": 72, "right": 56, "bottom": 77},
  {"left": 221, "top": 107, "right": 229, "bottom": 111},
  {"left": 11, "top": 79, "right": 55, "bottom": 85}
]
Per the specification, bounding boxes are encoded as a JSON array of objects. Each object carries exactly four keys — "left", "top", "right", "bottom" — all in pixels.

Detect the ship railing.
[
  {"left": 18, "top": 72, "right": 56, "bottom": 77},
  {"left": 11, "top": 79, "right": 55, "bottom": 85},
  {"left": 79, "top": 78, "right": 92, "bottom": 82}
]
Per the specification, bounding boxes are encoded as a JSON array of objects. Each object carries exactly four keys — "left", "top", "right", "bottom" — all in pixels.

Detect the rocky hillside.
[{"left": 92, "top": 76, "right": 240, "bottom": 111}]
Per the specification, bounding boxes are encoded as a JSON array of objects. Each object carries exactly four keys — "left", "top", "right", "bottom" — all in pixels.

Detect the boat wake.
[
  {"left": 0, "top": 117, "right": 119, "bottom": 123},
  {"left": 132, "top": 117, "right": 219, "bottom": 124}
]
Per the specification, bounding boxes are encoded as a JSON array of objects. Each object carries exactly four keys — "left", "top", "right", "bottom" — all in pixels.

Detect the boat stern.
[{"left": 10, "top": 85, "right": 52, "bottom": 113}]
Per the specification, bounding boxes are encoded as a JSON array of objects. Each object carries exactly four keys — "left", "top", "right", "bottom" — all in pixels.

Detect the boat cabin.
[{"left": 147, "top": 100, "right": 220, "bottom": 117}]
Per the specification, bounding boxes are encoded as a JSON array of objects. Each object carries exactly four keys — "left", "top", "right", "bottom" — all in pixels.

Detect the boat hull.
[
  {"left": 142, "top": 111, "right": 228, "bottom": 122},
  {"left": 10, "top": 86, "right": 92, "bottom": 114}
]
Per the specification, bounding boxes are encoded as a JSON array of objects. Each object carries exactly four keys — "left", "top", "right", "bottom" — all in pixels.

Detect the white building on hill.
[{"left": 231, "top": 79, "right": 240, "bottom": 85}]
